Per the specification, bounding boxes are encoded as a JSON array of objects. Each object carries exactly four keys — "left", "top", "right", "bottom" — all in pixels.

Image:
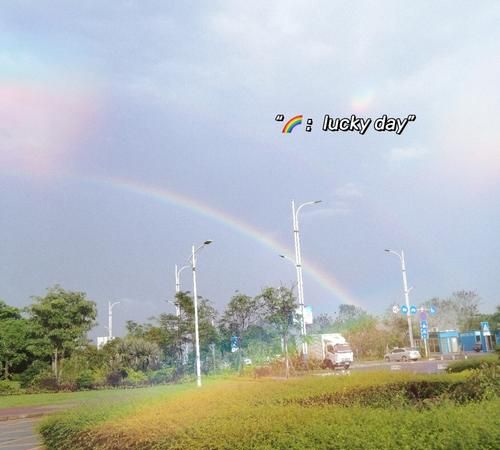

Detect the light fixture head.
[{"left": 204, "top": 240, "right": 213, "bottom": 245}]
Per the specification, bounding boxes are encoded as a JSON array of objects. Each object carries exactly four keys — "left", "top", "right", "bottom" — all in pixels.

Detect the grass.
[
  {"left": 39, "top": 371, "right": 500, "bottom": 450},
  {"left": 0, "top": 381, "right": 200, "bottom": 409}
]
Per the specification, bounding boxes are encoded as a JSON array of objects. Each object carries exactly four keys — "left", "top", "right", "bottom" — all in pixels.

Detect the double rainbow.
[{"left": 282, "top": 115, "right": 303, "bottom": 133}]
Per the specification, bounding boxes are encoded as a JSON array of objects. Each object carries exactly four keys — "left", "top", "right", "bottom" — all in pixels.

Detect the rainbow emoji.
[{"left": 282, "top": 115, "right": 303, "bottom": 133}]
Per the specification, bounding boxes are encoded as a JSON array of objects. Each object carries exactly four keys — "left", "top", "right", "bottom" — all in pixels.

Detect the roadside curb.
[
  {"left": 0, "top": 412, "right": 48, "bottom": 422},
  {"left": 0, "top": 404, "right": 72, "bottom": 422}
]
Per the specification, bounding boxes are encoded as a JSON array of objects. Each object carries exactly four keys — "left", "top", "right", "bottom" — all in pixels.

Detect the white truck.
[{"left": 309, "top": 333, "right": 354, "bottom": 369}]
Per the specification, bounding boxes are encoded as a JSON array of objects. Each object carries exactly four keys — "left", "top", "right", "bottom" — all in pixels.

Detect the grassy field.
[
  {"left": 0, "top": 381, "right": 199, "bottom": 409},
  {"left": 39, "top": 370, "right": 500, "bottom": 450}
]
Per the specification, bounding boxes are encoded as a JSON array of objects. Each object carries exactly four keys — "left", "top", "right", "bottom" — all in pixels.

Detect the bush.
[
  {"left": 76, "top": 370, "right": 95, "bottom": 390},
  {"left": 449, "top": 364, "right": 499, "bottom": 403},
  {"left": 148, "top": 367, "right": 176, "bottom": 385},
  {"left": 0, "top": 380, "right": 23, "bottom": 395},
  {"left": 30, "top": 371, "right": 59, "bottom": 392},
  {"left": 19, "top": 361, "right": 51, "bottom": 388},
  {"left": 123, "top": 369, "right": 148, "bottom": 386},
  {"left": 447, "top": 355, "right": 497, "bottom": 373},
  {"left": 106, "top": 369, "right": 127, "bottom": 387}
]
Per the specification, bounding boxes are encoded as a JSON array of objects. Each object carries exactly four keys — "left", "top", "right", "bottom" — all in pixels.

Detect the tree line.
[{"left": 0, "top": 285, "right": 498, "bottom": 392}]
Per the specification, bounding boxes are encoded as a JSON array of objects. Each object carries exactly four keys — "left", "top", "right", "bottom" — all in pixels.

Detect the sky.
[{"left": 1, "top": 1, "right": 499, "bottom": 338}]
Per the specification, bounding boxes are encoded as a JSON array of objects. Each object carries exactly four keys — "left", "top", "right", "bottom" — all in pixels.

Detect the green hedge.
[{"left": 446, "top": 356, "right": 498, "bottom": 373}]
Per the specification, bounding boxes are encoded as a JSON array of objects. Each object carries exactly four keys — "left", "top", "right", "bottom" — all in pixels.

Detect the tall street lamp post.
[
  {"left": 174, "top": 263, "right": 191, "bottom": 316},
  {"left": 190, "top": 240, "right": 213, "bottom": 387},
  {"left": 292, "top": 200, "right": 321, "bottom": 358},
  {"left": 385, "top": 249, "right": 415, "bottom": 348},
  {"left": 108, "top": 301, "right": 120, "bottom": 340}
]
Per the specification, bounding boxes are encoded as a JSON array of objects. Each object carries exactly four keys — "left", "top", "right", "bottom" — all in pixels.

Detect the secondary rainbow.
[
  {"left": 82, "top": 175, "right": 362, "bottom": 307},
  {"left": 282, "top": 115, "right": 303, "bottom": 133}
]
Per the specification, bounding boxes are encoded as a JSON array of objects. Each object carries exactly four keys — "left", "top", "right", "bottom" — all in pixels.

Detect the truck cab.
[
  {"left": 324, "top": 342, "right": 354, "bottom": 369},
  {"left": 309, "top": 333, "right": 354, "bottom": 370}
]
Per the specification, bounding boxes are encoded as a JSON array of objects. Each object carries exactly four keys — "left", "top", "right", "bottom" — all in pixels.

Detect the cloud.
[
  {"left": 335, "top": 182, "right": 363, "bottom": 198},
  {"left": 0, "top": 81, "right": 99, "bottom": 176},
  {"left": 385, "top": 146, "right": 427, "bottom": 162}
]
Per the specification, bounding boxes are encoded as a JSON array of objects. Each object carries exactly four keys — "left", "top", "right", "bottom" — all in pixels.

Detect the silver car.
[{"left": 384, "top": 347, "right": 421, "bottom": 362}]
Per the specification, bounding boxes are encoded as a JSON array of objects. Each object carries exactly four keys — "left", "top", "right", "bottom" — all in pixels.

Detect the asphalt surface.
[
  {"left": 352, "top": 358, "right": 450, "bottom": 373},
  {"left": 0, "top": 417, "right": 43, "bottom": 450}
]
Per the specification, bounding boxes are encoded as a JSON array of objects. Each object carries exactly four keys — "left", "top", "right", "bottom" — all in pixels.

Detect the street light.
[
  {"left": 174, "top": 263, "right": 191, "bottom": 316},
  {"left": 108, "top": 301, "right": 120, "bottom": 340},
  {"left": 385, "top": 249, "right": 415, "bottom": 348},
  {"left": 292, "top": 200, "right": 322, "bottom": 358},
  {"left": 190, "top": 240, "right": 213, "bottom": 387}
]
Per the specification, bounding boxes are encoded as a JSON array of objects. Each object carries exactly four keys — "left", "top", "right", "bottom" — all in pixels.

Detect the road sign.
[
  {"left": 410, "top": 305, "right": 417, "bottom": 315},
  {"left": 420, "top": 320, "right": 428, "bottom": 340},
  {"left": 231, "top": 336, "right": 239, "bottom": 352},
  {"left": 429, "top": 305, "right": 437, "bottom": 315},
  {"left": 400, "top": 305, "right": 408, "bottom": 314},
  {"left": 480, "top": 322, "right": 491, "bottom": 336},
  {"left": 420, "top": 311, "right": 427, "bottom": 321},
  {"left": 392, "top": 304, "right": 400, "bottom": 314}
]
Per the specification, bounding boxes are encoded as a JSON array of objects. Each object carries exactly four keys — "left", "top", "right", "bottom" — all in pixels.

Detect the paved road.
[
  {"left": 0, "top": 417, "right": 43, "bottom": 450},
  {"left": 352, "top": 359, "right": 449, "bottom": 373}
]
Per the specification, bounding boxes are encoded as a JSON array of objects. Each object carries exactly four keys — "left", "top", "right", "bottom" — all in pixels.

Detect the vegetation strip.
[{"left": 39, "top": 370, "right": 500, "bottom": 450}]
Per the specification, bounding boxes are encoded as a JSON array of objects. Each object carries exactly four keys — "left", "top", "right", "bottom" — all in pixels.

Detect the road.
[
  {"left": 0, "top": 417, "right": 43, "bottom": 450},
  {"left": 352, "top": 358, "right": 450, "bottom": 374}
]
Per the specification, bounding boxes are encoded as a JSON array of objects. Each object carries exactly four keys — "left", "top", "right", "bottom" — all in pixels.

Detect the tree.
[
  {"left": 334, "top": 304, "right": 369, "bottom": 331},
  {"left": 154, "top": 291, "right": 218, "bottom": 372},
  {"left": 486, "top": 305, "right": 500, "bottom": 330},
  {"left": 28, "top": 285, "right": 97, "bottom": 382},
  {"left": 219, "top": 293, "right": 262, "bottom": 367},
  {"left": 117, "top": 337, "right": 161, "bottom": 371},
  {"left": 0, "top": 317, "right": 30, "bottom": 378},
  {"left": 259, "top": 286, "right": 298, "bottom": 379},
  {"left": 452, "top": 290, "right": 481, "bottom": 331},
  {"left": 422, "top": 291, "right": 481, "bottom": 332},
  {"left": 309, "top": 313, "right": 336, "bottom": 334},
  {"left": 0, "top": 300, "right": 22, "bottom": 320},
  {"left": 220, "top": 293, "right": 262, "bottom": 339}
]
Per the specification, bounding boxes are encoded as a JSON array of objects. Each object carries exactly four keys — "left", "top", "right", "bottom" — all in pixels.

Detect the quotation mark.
[{"left": 275, "top": 114, "right": 285, "bottom": 122}]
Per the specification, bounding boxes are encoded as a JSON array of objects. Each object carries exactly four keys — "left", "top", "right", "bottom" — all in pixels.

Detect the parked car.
[
  {"left": 384, "top": 347, "right": 421, "bottom": 362},
  {"left": 472, "top": 343, "right": 482, "bottom": 352}
]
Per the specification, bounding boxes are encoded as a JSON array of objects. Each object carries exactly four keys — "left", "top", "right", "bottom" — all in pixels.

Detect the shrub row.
[{"left": 446, "top": 355, "right": 498, "bottom": 373}]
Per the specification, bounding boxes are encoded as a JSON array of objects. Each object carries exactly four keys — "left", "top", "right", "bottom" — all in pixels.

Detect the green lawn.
[{"left": 0, "top": 382, "right": 197, "bottom": 409}]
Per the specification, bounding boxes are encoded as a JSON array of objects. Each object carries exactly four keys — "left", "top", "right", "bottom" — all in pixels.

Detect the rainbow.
[
  {"left": 282, "top": 115, "right": 303, "bottom": 133},
  {"left": 82, "top": 175, "right": 362, "bottom": 307}
]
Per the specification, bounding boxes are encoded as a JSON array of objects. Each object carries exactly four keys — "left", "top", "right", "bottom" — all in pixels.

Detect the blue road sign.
[
  {"left": 430, "top": 305, "right": 437, "bottom": 315},
  {"left": 420, "top": 311, "right": 427, "bottom": 321},
  {"left": 420, "top": 319, "right": 428, "bottom": 340},
  {"left": 400, "top": 305, "right": 408, "bottom": 314},
  {"left": 410, "top": 305, "right": 417, "bottom": 315},
  {"left": 231, "top": 336, "right": 239, "bottom": 352}
]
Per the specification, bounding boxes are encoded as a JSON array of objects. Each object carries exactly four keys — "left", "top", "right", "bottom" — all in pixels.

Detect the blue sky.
[{"left": 1, "top": 1, "right": 499, "bottom": 337}]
